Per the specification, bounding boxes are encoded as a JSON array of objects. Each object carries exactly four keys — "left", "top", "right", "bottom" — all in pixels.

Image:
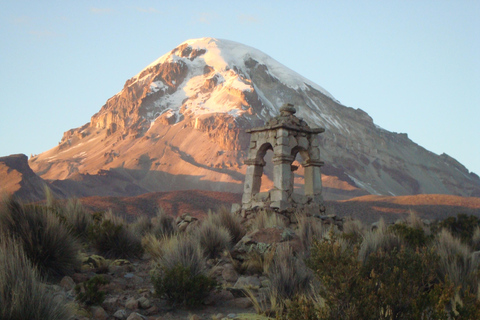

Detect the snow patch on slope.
[{"left": 127, "top": 37, "right": 336, "bottom": 123}]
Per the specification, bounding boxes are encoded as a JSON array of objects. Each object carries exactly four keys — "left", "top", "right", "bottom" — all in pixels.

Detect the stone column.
[
  {"left": 270, "top": 155, "right": 294, "bottom": 210},
  {"left": 242, "top": 159, "right": 265, "bottom": 207},
  {"left": 303, "top": 159, "right": 324, "bottom": 201}
]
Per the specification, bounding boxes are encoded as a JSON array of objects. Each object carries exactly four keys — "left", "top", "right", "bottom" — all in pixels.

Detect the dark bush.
[
  {"left": 75, "top": 275, "right": 110, "bottom": 306},
  {"left": 209, "top": 207, "right": 245, "bottom": 245},
  {"left": 269, "top": 247, "right": 315, "bottom": 304},
  {"left": 305, "top": 232, "right": 480, "bottom": 320},
  {"left": 0, "top": 197, "right": 80, "bottom": 279},
  {"left": 152, "top": 264, "right": 216, "bottom": 307},
  {"left": 388, "top": 223, "right": 432, "bottom": 248},
  {"left": 0, "top": 235, "right": 71, "bottom": 319},
  {"left": 151, "top": 208, "right": 177, "bottom": 238},
  {"left": 88, "top": 210, "right": 143, "bottom": 259},
  {"left": 151, "top": 235, "right": 215, "bottom": 307},
  {"left": 437, "top": 213, "right": 480, "bottom": 243},
  {"left": 194, "top": 219, "right": 231, "bottom": 259}
]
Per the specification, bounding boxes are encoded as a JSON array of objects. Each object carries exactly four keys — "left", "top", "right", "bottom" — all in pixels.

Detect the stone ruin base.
[{"left": 231, "top": 199, "right": 331, "bottom": 228}]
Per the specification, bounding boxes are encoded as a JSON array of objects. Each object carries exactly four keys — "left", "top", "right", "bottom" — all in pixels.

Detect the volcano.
[{"left": 26, "top": 37, "right": 480, "bottom": 200}]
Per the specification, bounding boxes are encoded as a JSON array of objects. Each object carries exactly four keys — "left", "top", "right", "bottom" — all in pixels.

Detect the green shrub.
[
  {"left": 388, "top": 223, "right": 432, "bottom": 248},
  {"left": 209, "top": 207, "right": 245, "bottom": 244},
  {"left": 88, "top": 210, "right": 144, "bottom": 259},
  {"left": 437, "top": 213, "right": 480, "bottom": 243},
  {"left": 151, "top": 235, "right": 215, "bottom": 306},
  {"left": 0, "top": 197, "right": 80, "bottom": 278},
  {"left": 194, "top": 219, "right": 232, "bottom": 259},
  {"left": 306, "top": 235, "right": 362, "bottom": 319},
  {"left": 307, "top": 234, "right": 455, "bottom": 320},
  {"left": 75, "top": 275, "right": 110, "bottom": 306},
  {"left": 152, "top": 264, "right": 216, "bottom": 307},
  {"left": 0, "top": 235, "right": 71, "bottom": 319}
]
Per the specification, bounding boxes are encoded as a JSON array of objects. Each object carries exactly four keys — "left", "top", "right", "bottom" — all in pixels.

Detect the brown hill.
[
  {"left": 78, "top": 190, "right": 242, "bottom": 221},
  {"left": 0, "top": 154, "right": 64, "bottom": 201},
  {"left": 73, "top": 190, "right": 480, "bottom": 226}
]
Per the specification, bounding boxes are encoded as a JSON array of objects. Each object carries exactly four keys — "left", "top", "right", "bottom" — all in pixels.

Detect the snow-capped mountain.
[{"left": 28, "top": 37, "right": 480, "bottom": 199}]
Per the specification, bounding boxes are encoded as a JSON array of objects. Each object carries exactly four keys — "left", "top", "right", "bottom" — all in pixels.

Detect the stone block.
[
  {"left": 276, "top": 136, "right": 289, "bottom": 146},
  {"left": 270, "top": 189, "right": 288, "bottom": 202},
  {"left": 298, "top": 136, "right": 309, "bottom": 149},
  {"left": 274, "top": 144, "right": 291, "bottom": 156},
  {"left": 271, "top": 200, "right": 289, "bottom": 211},
  {"left": 277, "top": 128, "right": 288, "bottom": 137},
  {"left": 291, "top": 193, "right": 308, "bottom": 205}
]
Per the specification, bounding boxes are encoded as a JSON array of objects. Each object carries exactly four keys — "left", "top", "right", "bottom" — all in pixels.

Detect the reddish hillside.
[
  {"left": 74, "top": 190, "right": 480, "bottom": 226},
  {"left": 79, "top": 190, "right": 242, "bottom": 221},
  {"left": 328, "top": 194, "right": 480, "bottom": 224}
]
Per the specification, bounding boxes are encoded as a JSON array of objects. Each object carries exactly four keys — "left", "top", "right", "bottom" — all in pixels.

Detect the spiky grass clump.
[
  {"left": 268, "top": 246, "right": 316, "bottom": 316},
  {"left": 295, "top": 215, "right": 325, "bottom": 252},
  {"left": 151, "top": 235, "right": 215, "bottom": 306},
  {"left": 359, "top": 223, "right": 403, "bottom": 263},
  {"left": 434, "top": 229, "right": 480, "bottom": 296},
  {"left": 88, "top": 210, "right": 143, "bottom": 259},
  {"left": 132, "top": 215, "right": 153, "bottom": 237},
  {"left": 250, "top": 209, "right": 286, "bottom": 231},
  {"left": 151, "top": 208, "right": 177, "bottom": 238},
  {"left": 63, "top": 198, "right": 93, "bottom": 241},
  {"left": 142, "top": 233, "right": 166, "bottom": 259},
  {"left": 0, "top": 235, "right": 71, "bottom": 319},
  {"left": 194, "top": 217, "right": 232, "bottom": 259},
  {"left": 0, "top": 198, "right": 80, "bottom": 278},
  {"left": 209, "top": 207, "right": 245, "bottom": 245},
  {"left": 472, "top": 227, "right": 480, "bottom": 251}
]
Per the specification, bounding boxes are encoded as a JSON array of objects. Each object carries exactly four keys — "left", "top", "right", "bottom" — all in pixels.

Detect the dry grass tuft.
[
  {"left": 250, "top": 209, "right": 286, "bottom": 231},
  {"left": 0, "top": 235, "right": 72, "bottom": 319},
  {"left": 359, "top": 225, "right": 403, "bottom": 263},
  {"left": 434, "top": 229, "right": 480, "bottom": 296},
  {"left": 208, "top": 207, "right": 246, "bottom": 245},
  {"left": 0, "top": 197, "right": 81, "bottom": 279}
]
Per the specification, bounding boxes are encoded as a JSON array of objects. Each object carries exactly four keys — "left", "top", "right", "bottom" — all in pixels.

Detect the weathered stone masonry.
[{"left": 242, "top": 104, "right": 326, "bottom": 212}]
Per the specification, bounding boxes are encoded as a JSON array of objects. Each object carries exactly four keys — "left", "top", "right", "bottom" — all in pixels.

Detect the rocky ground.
[{"left": 46, "top": 212, "right": 346, "bottom": 320}]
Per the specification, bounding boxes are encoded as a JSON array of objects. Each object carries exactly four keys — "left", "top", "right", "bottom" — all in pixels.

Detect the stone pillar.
[
  {"left": 270, "top": 155, "right": 294, "bottom": 210},
  {"left": 303, "top": 159, "right": 324, "bottom": 200},
  {"left": 242, "top": 159, "right": 265, "bottom": 206}
]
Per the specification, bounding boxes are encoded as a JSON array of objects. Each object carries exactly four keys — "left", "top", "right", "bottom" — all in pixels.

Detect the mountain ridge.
[{"left": 26, "top": 37, "right": 480, "bottom": 199}]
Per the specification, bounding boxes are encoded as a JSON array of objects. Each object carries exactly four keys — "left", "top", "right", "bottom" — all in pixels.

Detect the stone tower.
[{"left": 242, "top": 103, "right": 325, "bottom": 212}]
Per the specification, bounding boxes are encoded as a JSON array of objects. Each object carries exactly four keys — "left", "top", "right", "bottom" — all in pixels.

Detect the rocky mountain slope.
[
  {"left": 0, "top": 154, "right": 64, "bottom": 201},
  {"left": 28, "top": 38, "right": 480, "bottom": 200}
]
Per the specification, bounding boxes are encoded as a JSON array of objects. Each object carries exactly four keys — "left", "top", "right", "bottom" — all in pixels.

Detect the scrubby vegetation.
[
  {"left": 0, "top": 197, "right": 81, "bottom": 278},
  {"left": 2, "top": 191, "right": 479, "bottom": 319},
  {"left": 87, "top": 210, "right": 144, "bottom": 259},
  {"left": 0, "top": 235, "right": 71, "bottom": 319},
  {"left": 75, "top": 275, "right": 110, "bottom": 306},
  {"left": 150, "top": 235, "right": 216, "bottom": 307}
]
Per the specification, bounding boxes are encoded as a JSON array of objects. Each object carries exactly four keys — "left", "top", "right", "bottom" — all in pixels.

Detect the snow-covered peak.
[{"left": 138, "top": 37, "right": 335, "bottom": 100}]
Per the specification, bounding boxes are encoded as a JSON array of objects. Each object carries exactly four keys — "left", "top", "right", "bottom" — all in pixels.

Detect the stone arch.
[
  {"left": 242, "top": 103, "right": 325, "bottom": 211},
  {"left": 256, "top": 142, "right": 273, "bottom": 163}
]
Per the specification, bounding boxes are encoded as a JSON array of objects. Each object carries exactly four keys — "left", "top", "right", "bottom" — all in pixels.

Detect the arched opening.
[
  {"left": 260, "top": 149, "right": 274, "bottom": 192},
  {"left": 291, "top": 146, "right": 310, "bottom": 196},
  {"left": 255, "top": 143, "right": 273, "bottom": 193}
]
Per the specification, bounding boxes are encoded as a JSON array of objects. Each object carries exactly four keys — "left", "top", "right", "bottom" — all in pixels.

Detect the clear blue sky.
[{"left": 1, "top": 1, "right": 479, "bottom": 175}]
